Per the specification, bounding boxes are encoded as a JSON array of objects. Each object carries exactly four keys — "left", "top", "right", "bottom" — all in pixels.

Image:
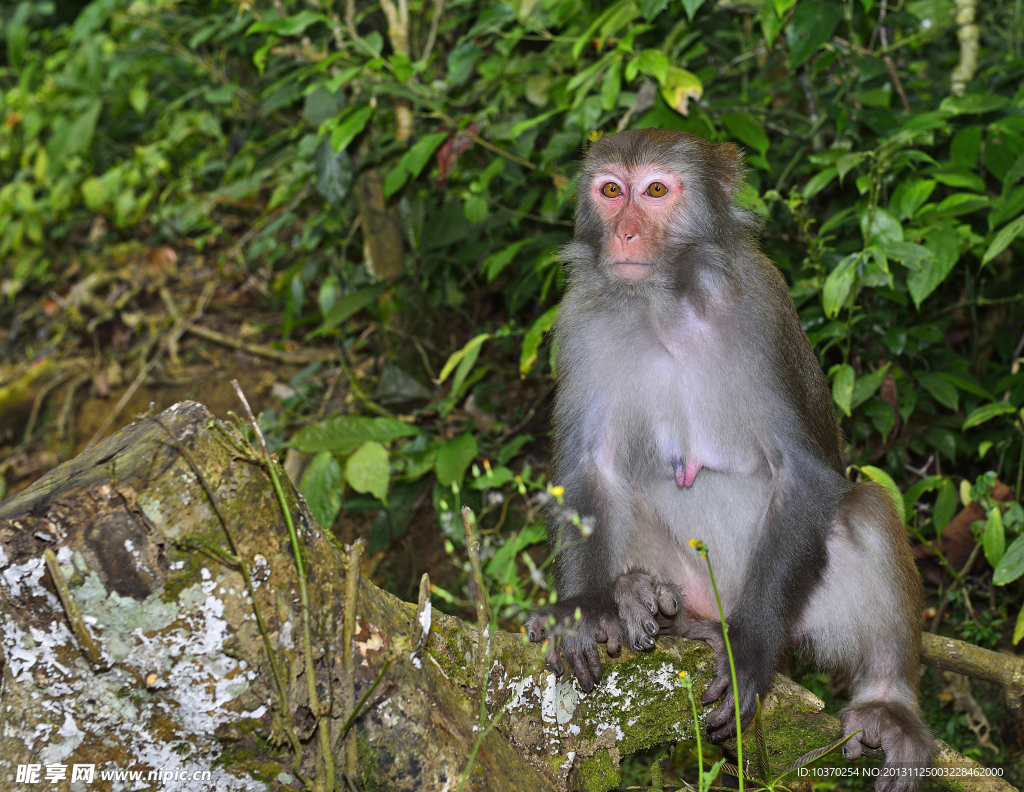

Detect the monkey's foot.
[
  {"left": 685, "top": 620, "right": 765, "bottom": 741},
  {"left": 524, "top": 600, "right": 620, "bottom": 692},
  {"left": 840, "top": 701, "right": 935, "bottom": 792},
  {"left": 613, "top": 571, "right": 682, "bottom": 651}
]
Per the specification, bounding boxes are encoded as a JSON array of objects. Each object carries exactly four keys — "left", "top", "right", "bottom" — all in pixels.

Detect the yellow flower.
[{"left": 551, "top": 485, "right": 565, "bottom": 498}]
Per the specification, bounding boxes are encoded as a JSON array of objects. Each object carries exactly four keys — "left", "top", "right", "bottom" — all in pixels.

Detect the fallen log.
[{"left": 0, "top": 402, "right": 1012, "bottom": 791}]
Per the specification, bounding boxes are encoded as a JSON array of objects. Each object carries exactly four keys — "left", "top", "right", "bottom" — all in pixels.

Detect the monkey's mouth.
[{"left": 611, "top": 261, "right": 656, "bottom": 282}]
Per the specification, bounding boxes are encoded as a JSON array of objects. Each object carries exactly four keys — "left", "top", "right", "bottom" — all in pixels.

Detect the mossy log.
[{"left": 0, "top": 402, "right": 1012, "bottom": 792}]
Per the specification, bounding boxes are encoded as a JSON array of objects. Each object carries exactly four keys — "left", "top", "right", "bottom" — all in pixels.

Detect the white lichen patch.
[{"left": 0, "top": 564, "right": 267, "bottom": 791}]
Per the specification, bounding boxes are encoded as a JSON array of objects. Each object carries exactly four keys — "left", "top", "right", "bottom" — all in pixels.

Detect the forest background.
[{"left": 1, "top": 0, "right": 1023, "bottom": 784}]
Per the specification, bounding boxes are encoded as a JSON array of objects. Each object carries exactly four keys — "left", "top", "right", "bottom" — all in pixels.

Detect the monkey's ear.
[{"left": 715, "top": 142, "right": 744, "bottom": 202}]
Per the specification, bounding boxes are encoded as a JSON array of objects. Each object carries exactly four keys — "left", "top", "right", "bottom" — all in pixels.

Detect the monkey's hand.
[
  {"left": 524, "top": 599, "right": 621, "bottom": 692},
  {"left": 613, "top": 571, "right": 684, "bottom": 651},
  {"left": 685, "top": 620, "right": 768, "bottom": 741}
]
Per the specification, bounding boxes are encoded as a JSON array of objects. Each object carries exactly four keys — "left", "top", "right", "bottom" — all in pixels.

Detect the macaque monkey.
[{"left": 525, "top": 129, "right": 933, "bottom": 790}]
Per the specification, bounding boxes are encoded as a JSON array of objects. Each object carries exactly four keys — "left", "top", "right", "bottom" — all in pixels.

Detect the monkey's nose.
[{"left": 617, "top": 231, "right": 636, "bottom": 244}]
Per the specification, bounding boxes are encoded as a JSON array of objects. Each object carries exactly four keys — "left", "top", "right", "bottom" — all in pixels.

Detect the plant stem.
[{"left": 702, "top": 547, "right": 743, "bottom": 792}]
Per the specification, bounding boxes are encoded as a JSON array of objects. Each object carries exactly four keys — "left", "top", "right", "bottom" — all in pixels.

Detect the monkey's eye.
[
  {"left": 601, "top": 183, "right": 621, "bottom": 198},
  {"left": 646, "top": 182, "right": 667, "bottom": 198}
]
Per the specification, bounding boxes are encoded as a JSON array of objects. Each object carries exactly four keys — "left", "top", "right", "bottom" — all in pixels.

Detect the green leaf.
[
  {"left": 836, "top": 152, "right": 867, "bottom": 181},
  {"left": 1014, "top": 606, "right": 1024, "bottom": 645},
  {"left": 521, "top": 305, "right": 559, "bottom": 376},
  {"left": 982, "top": 507, "right": 1005, "bottom": 568},
  {"left": 891, "top": 178, "right": 936, "bottom": 220},
  {"left": 301, "top": 451, "right": 343, "bottom": 529},
  {"left": 308, "top": 282, "right": 387, "bottom": 337},
  {"left": 903, "top": 475, "right": 942, "bottom": 517},
  {"left": 859, "top": 466, "right": 904, "bottom": 523},
  {"left": 346, "top": 441, "right": 391, "bottom": 505},
  {"left": 58, "top": 101, "right": 102, "bottom": 158},
  {"left": 314, "top": 139, "right": 353, "bottom": 206},
  {"left": 916, "top": 372, "right": 958, "bottom": 411},
  {"left": 439, "top": 334, "right": 491, "bottom": 383},
  {"left": 81, "top": 177, "right": 108, "bottom": 210},
  {"left": 832, "top": 364, "right": 855, "bottom": 416},
  {"left": 484, "top": 240, "right": 530, "bottom": 282},
  {"left": 289, "top": 416, "right": 420, "bottom": 454},
  {"left": 601, "top": 62, "right": 622, "bottom": 111},
  {"left": 721, "top": 113, "right": 769, "bottom": 155},
  {"left": 328, "top": 105, "right": 373, "bottom": 153},
  {"left": 658, "top": 67, "right": 703, "bottom": 116},
  {"left": 852, "top": 363, "right": 891, "bottom": 409},
  {"left": 860, "top": 207, "right": 903, "bottom": 245},
  {"left": 260, "top": 10, "right": 326, "bottom": 35},
  {"left": 384, "top": 132, "right": 449, "bottom": 198},
  {"left": 1003, "top": 152, "right": 1024, "bottom": 188},
  {"left": 681, "top": 0, "right": 707, "bottom": 20},
  {"left": 510, "top": 107, "right": 565, "bottom": 138},
  {"left": 940, "top": 94, "right": 1007, "bottom": 116},
  {"left": 822, "top": 255, "right": 856, "bottom": 318},
  {"left": 470, "top": 465, "right": 515, "bottom": 490},
  {"left": 464, "top": 195, "right": 489, "bottom": 223},
  {"left": 994, "top": 534, "right": 1024, "bottom": 585},
  {"left": 637, "top": 49, "right": 669, "bottom": 83},
  {"left": 760, "top": 0, "right": 784, "bottom": 45},
  {"left": 932, "top": 171, "right": 986, "bottom": 193},
  {"left": 786, "top": 1, "right": 843, "bottom": 68},
  {"left": 981, "top": 213, "right": 1024, "bottom": 266},
  {"left": 933, "top": 478, "right": 957, "bottom": 533},
  {"left": 906, "top": 227, "right": 960, "bottom": 308},
  {"left": 962, "top": 401, "right": 1019, "bottom": 429},
  {"left": 436, "top": 433, "right": 479, "bottom": 486}
]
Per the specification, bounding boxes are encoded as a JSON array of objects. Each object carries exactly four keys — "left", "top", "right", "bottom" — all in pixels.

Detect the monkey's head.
[{"left": 569, "top": 129, "right": 748, "bottom": 288}]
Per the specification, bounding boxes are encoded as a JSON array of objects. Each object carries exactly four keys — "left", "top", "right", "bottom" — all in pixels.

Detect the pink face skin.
[{"left": 589, "top": 164, "right": 685, "bottom": 282}]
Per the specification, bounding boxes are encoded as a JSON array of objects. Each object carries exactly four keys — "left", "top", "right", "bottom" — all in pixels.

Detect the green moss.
[{"left": 576, "top": 750, "right": 620, "bottom": 792}]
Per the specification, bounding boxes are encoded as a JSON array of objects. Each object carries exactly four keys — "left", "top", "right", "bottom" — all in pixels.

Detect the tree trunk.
[{"left": 0, "top": 402, "right": 1012, "bottom": 792}]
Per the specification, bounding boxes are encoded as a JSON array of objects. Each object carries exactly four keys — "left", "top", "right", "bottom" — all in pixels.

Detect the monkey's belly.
[{"left": 620, "top": 467, "right": 772, "bottom": 619}]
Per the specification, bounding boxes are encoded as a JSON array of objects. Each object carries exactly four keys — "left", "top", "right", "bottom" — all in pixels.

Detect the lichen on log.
[{"left": 0, "top": 402, "right": 1013, "bottom": 792}]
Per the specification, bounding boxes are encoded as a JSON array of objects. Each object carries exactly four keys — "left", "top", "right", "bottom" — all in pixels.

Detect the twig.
[
  {"left": 162, "top": 290, "right": 337, "bottom": 364},
  {"left": 877, "top": 2, "right": 911, "bottom": 113},
  {"left": 460, "top": 506, "right": 491, "bottom": 687},
  {"left": 57, "top": 372, "right": 91, "bottom": 440},
  {"left": 25, "top": 364, "right": 85, "bottom": 443},
  {"left": 929, "top": 543, "right": 982, "bottom": 633},
  {"left": 921, "top": 632, "right": 1024, "bottom": 715},
  {"left": 87, "top": 284, "right": 214, "bottom": 448},
  {"left": 342, "top": 539, "right": 366, "bottom": 780},
  {"left": 44, "top": 549, "right": 108, "bottom": 669},
  {"left": 420, "top": 0, "right": 445, "bottom": 63},
  {"left": 231, "top": 383, "right": 335, "bottom": 791}
]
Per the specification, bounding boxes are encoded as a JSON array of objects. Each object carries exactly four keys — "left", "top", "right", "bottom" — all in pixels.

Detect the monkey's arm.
[
  {"left": 695, "top": 446, "right": 843, "bottom": 739},
  {"left": 524, "top": 458, "right": 630, "bottom": 691}
]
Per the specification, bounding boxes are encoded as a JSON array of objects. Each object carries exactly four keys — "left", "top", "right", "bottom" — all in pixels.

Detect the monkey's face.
[{"left": 587, "top": 164, "right": 685, "bottom": 282}]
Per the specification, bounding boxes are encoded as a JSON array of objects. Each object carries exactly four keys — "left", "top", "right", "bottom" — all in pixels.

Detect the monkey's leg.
[
  {"left": 796, "top": 483, "right": 934, "bottom": 792},
  {"left": 612, "top": 570, "right": 685, "bottom": 651}
]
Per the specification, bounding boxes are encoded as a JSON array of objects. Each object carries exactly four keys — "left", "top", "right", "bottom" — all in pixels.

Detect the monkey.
[{"left": 524, "top": 129, "right": 934, "bottom": 791}]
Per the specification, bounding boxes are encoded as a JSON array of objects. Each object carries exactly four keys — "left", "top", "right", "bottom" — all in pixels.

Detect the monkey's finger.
[
  {"left": 566, "top": 647, "right": 598, "bottom": 692},
  {"left": 525, "top": 614, "right": 548, "bottom": 643},
  {"left": 584, "top": 640, "right": 603, "bottom": 686},
  {"left": 605, "top": 630, "right": 621, "bottom": 656},
  {"left": 544, "top": 638, "right": 564, "bottom": 677},
  {"left": 842, "top": 736, "right": 864, "bottom": 761},
  {"left": 654, "top": 584, "right": 680, "bottom": 617},
  {"left": 701, "top": 673, "right": 730, "bottom": 704},
  {"left": 705, "top": 696, "right": 739, "bottom": 740}
]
